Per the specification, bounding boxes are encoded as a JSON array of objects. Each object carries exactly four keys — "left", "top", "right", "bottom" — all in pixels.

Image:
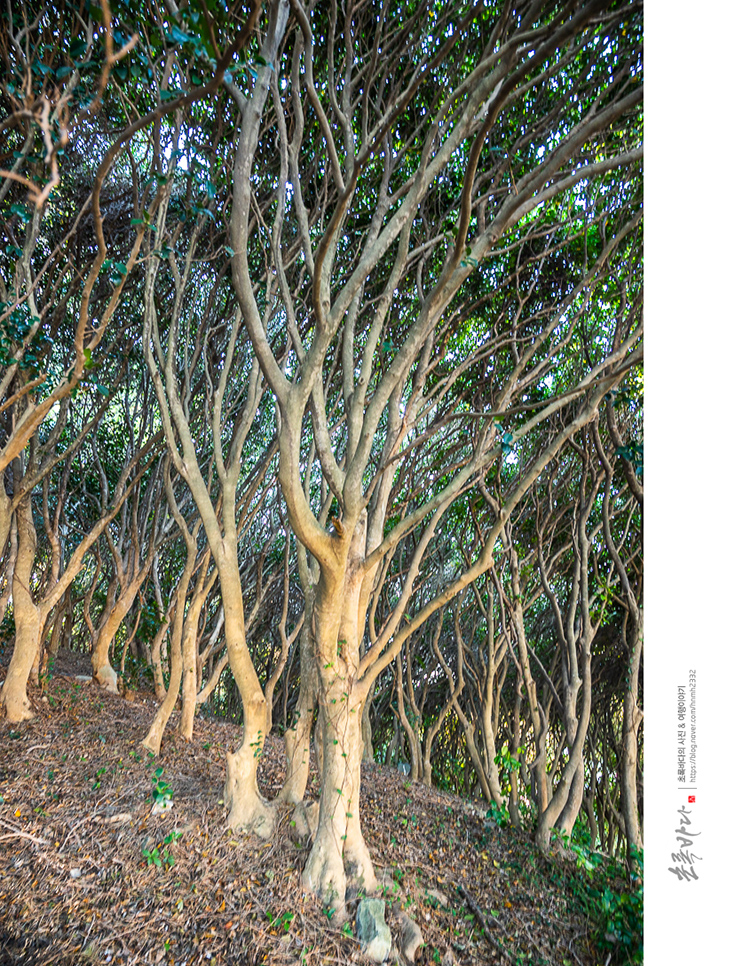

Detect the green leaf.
[
  {"left": 167, "top": 25, "right": 193, "bottom": 45},
  {"left": 10, "top": 203, "right": 31, "bottom": 224}
]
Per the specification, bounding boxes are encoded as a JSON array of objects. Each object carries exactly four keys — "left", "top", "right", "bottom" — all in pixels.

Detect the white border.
[{"left": 645, "top": 2, "right": 729, "bottom": 963}]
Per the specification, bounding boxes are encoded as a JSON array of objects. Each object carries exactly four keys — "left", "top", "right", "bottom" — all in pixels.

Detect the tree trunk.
[
  {"left": 279, "top": 621, "right": 316, "bottom": 804},
  {"left": 396, "top": 654, "right": 422, "bottom": 780},
  {"left": 536, "top": 660, "right": 592, "bottom": 851},
  {"left": 1, "top": 499, "right": 39, "bottom": 722},
  {"left": 302, "top": 522, "right": 377, "bottom": 914},
  {"left": 91, "top": 566, "right": 151, "bottom": 693},
  {"left": 361, "top": 685, "right": 374, "bottom": 763},
  {"left": 621, "top": 614, "right": 643, "bottom": 861},
  {"left": 179, "top": 569, "right": 212, "bottom": 740},
  {"left": 218, "top": 550, "right": 275, "bottom": 836},
  {"left": 302, "top": 691, "right": 376, "bottom": 915},
  {"left": 142, "top": 549, "right": 195, "bottom": 754},
  {"left": 149, "top": 610, "right": 171, "bottom": 701},
  {"left": 0, "top": 512, "right": 17, "bottom": 629},
  {"left": 224, "top": 691, "right": 275, "bottom": 835},
  {"left": 511, "top": 589, "right": 550, "bottom": 814}
]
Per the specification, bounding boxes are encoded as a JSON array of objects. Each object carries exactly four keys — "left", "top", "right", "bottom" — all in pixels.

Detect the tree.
[{"left": 227, "top": 0, "right": 642, "bottom": 909}]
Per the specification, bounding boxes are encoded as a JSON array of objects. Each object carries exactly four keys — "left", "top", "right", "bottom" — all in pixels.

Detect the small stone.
[
  {"left": 394, "top": 908, "right": 424, "bottom": 963},
  {"left": 356, "top": 897, "right": 392, "bottom": 963}
]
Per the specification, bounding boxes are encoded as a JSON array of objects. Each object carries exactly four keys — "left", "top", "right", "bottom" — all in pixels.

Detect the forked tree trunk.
[
  {"left": 91, "top": 565, "right": 152, "bottom": 693},
  {"left": 1, "top": 499, "right": 39, "bottom": 722},
  {"left": 179, "top": 567, "right": 214, "bottom": 740},
  {"left": 142, "top": 547, "right": 195, "bottom": 754},
  {"left": 536, "top": 654, "right": 592, "bottom": 851}
]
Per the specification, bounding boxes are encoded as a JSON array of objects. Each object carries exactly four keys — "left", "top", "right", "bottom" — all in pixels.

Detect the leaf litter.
[{"left": 1, "top": 663, "right": 603, "bottom": 965}]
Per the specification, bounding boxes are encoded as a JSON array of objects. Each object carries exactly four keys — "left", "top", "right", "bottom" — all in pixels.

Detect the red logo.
[{"left": 688, "top": 795, "right": 696, "bottom": 803}]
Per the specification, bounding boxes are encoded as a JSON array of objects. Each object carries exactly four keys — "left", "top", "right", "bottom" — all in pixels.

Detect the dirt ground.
[{"left": 1, "top": 652, "right": 602, "bottom": 965}]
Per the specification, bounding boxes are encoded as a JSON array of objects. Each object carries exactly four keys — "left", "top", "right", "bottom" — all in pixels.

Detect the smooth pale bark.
[
  {"left": 301, "top": 691, "right": 376, "bottom": 914},
  {"left": 536, "top": 651, "right": 592, "bottom": 852},
  {"left": 396, "top": 654, "right": 423, "bottom": 781},
  {"left": 91, "top": 559, "right": 154, "bottom": 693},
  {"left": 179, "top": 557, "right": 215, "bottom": 740},
  {"left": 301, "top": 520, "right": 377, "bottom": 914},
  {"left": 178, "top": 610, "right": 201, "bottom": 740},
  {"left": 218, "top": 551, "right": 276, "bottom": 835},
  {"left": 0, "top": 499, "right": 39, "bottom": 721},
  {"left": 509, "top": 563, "right": 551, "bottom": 815},
  {"left": 0, "top": 489, "right": 11, "bottom": 567},
  {"left": 621, "top": 614, "right": 643, "bottom": 861},
  {"left": 141, "top": 538, "right": 195, "bottom": 754},
  {"left": 0, "top": 514, "right": 18, "bottom": 632},
  {"left": 279, "top": 618, "right": 317, "bottom": 804},
  {"left": 224, "top": 694, "right": 274, "bottom": 836},
  {"left": 141, "top": 612, "right": 184, "bottom": 755}
]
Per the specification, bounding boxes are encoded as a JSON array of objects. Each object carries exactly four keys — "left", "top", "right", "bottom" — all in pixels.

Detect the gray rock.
[{"left": 356, "top": 897, "right": 392, "bottom": 963}]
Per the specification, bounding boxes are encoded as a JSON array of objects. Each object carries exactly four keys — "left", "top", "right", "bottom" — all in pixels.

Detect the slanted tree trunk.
[
  {"left": 396, "top": 653, "right": 422, "bottom": 780},
  {"left": 506, "top": 548, "right": 551, "bottom": 815},
  {"left": 218, "top": 553, "right": 276, "bottom": 836},
  {"left": 179, "top": 551, "right": 216, "bottom": 741},
  {"left": 142, "top": 481, "right": 199, "bottom": 754},
  {"left": 536, "top": 638, "right": 593, "bottom": 851},
  {"left": 91, "top": 566, "right": 152, "bottom": 693}
]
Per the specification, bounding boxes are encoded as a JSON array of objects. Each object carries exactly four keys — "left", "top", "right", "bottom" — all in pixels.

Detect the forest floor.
[{"left": 1, "top": 652, "right": 624, "bottom": 966}]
